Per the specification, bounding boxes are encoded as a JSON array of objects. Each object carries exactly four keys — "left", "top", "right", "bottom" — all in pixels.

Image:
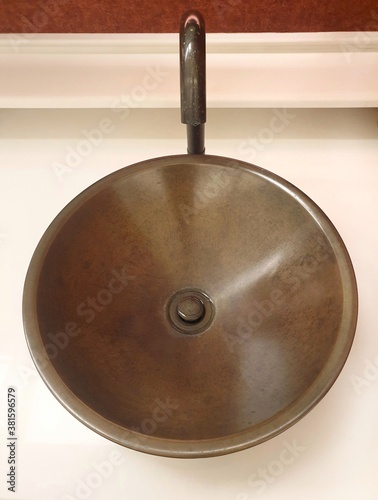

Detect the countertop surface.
[{"left": 0, "top": 107, "right": 377, "bottom": 499}]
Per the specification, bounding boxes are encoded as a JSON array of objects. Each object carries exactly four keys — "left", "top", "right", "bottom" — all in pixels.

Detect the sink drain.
[{"left": 167, "top": 288, "right": 215, "bottom": 334}]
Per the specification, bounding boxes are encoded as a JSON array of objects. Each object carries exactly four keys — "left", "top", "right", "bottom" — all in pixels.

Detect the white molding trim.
[{"left": 1, "top": 33, "right": 378, "bottom": 108}]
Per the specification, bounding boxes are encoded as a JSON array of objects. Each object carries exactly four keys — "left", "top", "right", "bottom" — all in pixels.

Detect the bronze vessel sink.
[{"left": 23, "top": 11, "right": 358, "bottom": 458}]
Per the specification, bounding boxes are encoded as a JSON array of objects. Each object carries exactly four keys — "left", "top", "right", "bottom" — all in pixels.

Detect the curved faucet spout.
[{"left": 180, "top": 11, "right": 206, "bottom": 154}]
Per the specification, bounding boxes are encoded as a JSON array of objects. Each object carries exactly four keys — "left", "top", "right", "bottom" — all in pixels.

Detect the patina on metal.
[{"left": 22, "top": 11, "right": 358, "bottom": 458}]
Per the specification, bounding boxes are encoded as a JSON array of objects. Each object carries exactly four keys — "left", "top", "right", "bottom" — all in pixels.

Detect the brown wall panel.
[{"left": 0, "top": 0, "right": 377, "bottom": 33}]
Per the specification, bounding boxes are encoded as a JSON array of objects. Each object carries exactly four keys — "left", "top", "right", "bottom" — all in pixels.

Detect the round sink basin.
[{"left": 23, "top": 155, "right": 357, "bottom": 457}]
